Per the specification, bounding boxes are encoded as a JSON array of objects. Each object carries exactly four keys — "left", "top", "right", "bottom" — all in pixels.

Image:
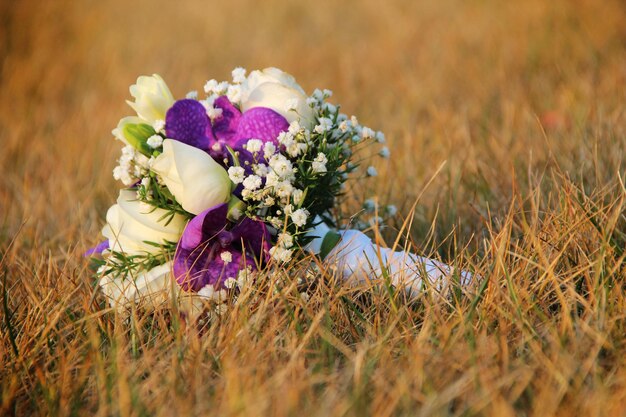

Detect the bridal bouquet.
[{"left": 89, "top": 67, "right": 470, "bottom": 313}]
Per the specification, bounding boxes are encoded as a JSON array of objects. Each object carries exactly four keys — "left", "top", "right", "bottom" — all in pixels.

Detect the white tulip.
[
  {"left": 99, "top": 261, "right": 212, "bottom": 317},
  {"left": 127, "top": 74, "right": 175, "bottom": 124},
  {"left": 151, "top": 139, "right": 232, "bottom": 215},
  {"left": 241, "top": 67, "right": 315, "bottom": 128},
  {"left": 99, "top": 262, "right": 175, "bottom": 310},
  {"left": 102, "top": 189, "right": 186, "bottom": 255}
]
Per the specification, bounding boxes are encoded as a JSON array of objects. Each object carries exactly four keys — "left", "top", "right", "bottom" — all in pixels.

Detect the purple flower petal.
[
  {"left": 165, "top": 99, "right": 214, "bottom": 150},
  {"left": 211, "top": 96, "right": 241, "bottom": 144},
  {"left": 233, "top": 107, "right": 289, "bottom": 148},
  {"left": 174, "top": 203, "right": 269, "bottom": 291},
  {"left": 84, "top": 240, "right": 109, "bottom": 256}
]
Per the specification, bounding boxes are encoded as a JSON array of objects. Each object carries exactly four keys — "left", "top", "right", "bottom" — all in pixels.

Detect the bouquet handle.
[{"left": 305, "top": 220, "right": 472, "bottom": 296}]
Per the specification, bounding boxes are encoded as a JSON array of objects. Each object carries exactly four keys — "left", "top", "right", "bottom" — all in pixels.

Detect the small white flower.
[
  {"left": 368, "top": 216, "right": 384, "bottom": 227},
  {"left": 312, "top": 153, "right": 328, "bottom": 174},
  {"left": 228, "top": 166, "right": 246, "bottom": 184},
  {"left": 275, "top": 181, "right": 294, "bottom": 198},
  {"left": 263, "top": 142, "right": 276, "bottom": 159},
  {"left": 224, "top": 277, "right": 237, "bottom": 289},
  {"left": 220, "top": 251, "right": 233, "bottom": 264},
  {"left": 306, "top": 97, "right": 318, "bottom": 107},
  {"left": 211, "top": 142, "right": 222, "bottom": 152},
  {"left": 300, "top": 292, "right": 310, "bottom": 302},
  {"left": 186, "top": 90, "right": 198, "bottom": 99},
  {"left": 245, "top": 138, "right": 263, "bottom": 153},
  {"left": 323, "top": 102, "right": 337, "bottom": 114},
  {"left": 361, "top": 127, "right": 375, "bottom": 139},
  {"left": 269, "top": 246, "right": 293, "bottom": 263},
  {"left": 203, "top": 79, "right": 218, "bottom": 94},
  {"left": 363, "top": 198, "right": 376, "bottom": 212},
  {"left": 231, "top": 67, "right": 247, "bottom": 83},
  {"left": 269, "top": 154, "right": 294, "bottom": 179},
  {"left": 379, "top": 146, "right": 390, "bottom": 158},
  {"left": 253, "top": 163, "right": 269, "bottom": 177},
  {"left": 322, "top": 89, "right": 333, "bottom": 97},
  {"left": 386, "top": 205, "right": 398, "bottom": 216},
  {"left": 288, "top": 121, "right": 301, "bottom": 135},
  {"left": 140, "top": 177, "right": 151, "bottom": 188},
  {"left": 146, "top": 134, "right": 163, "bottom": 149},
  {"left": 206, "top": 106, "right": 223, "bottom": 120},
  {"left": 366, "top": 166, "right": 378, "bottom": 177},
  {"left": 375, "top": 131, "right": 386, "bottom": 143},
  {"left": 286, "top": 142, "right": 307, "bottom": 158},
  {"left": 290, "top": 208, "right": 309, "bottom": 227},
  {"left": 243, "top": 174, "right": 262, "bottom": 191},
  {"left": 292, "top": 189, "right": 304, "bottom": 205},
  {"left": 152, "top": 119, "right": 166, "bottom": 133},
  {"left": 314, "top": 117, "right": 333, "bottom": 134},
  {"left": 338, "top": 120, "right": 349, "bottom": 133},
  {"left": 263, "top": 196, "right": 275, "bottom": 206},
  {"left": 278, "top": 232, "right": 294, "bottom": 248},
  {"left": 227, "top": 84, "right": 242, "bottom": 103},
  {"left": 215, "top": 81, "right": 229, "bottom": 95}
]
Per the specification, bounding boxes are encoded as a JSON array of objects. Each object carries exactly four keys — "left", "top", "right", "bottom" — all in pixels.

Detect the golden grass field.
[{"left": 2, "top": 0, "right": 626, "bottom": 415}]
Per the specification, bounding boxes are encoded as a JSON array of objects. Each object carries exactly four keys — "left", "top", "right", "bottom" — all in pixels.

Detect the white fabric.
[{"left": 307, "top": 227, "right": 472, "bottom": 296}]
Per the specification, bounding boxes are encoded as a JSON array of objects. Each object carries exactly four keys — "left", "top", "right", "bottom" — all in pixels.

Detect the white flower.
[
  {"left": 292, "top": 189, "right": 304, "bottom": 205},
  {"left": 146, "top": 135, "right": 163, "bottom": 149},
  {"left": 312, "top": 153, "right": 328, "bottom": 174},
  {"left": 242, "top": 174, "right": 262, "bottom": 191},
  {"left": 226, "top": 84, "right": 242, "bottom": 103},
  {"left": 375, "top": 131, "right": 386, "bottom": 143},
  {"left": 241, "top": 67, "right": 315, "bottom": 128},
  {"left": 228, "top": 166, "right": 245, "bottom": 184},
  {"left": 286, "top": 142, "right": 307, "bottom": 158},
  {"left": 366, "top": 166, "right": 378, "bottom": 177},
  {"left": 275, "top": 181, "right": 294, "bottom": 198},
  {"left": 386, "top": 205, "right": 398, "bottom": 216},
  {"left": 338, "top": 120, "right": 349, "bottom": 133},
  {"left": 253, "top": 164, "right": 269, "bottom": 177},
  {"left": 363, "top": 198, "right": 376, "bottom": 212},
  {"left": 224, "top": 277, "right": 237, "bottom": 289},
  {"left": 203, "top": 79, "right": 218, "bottom": 94},
  {"left": 231, "top": 67, "right": 247, "bottom": 83},
  {"left": 278, "top": 232, "right": 294, "bottom": 248},
  {"left": 197, "top": 284, "right": 227, "bottom": 301},
  {"left": 151, "top": 139, "right": 231, "bottom": 215},
  {"left": 245, "top": 138, "right": 263, "bottom": 153},
  {"left": 263, "top": 142, "right": 277, "bottom": 159},
  {"left": 379, "top": 146, "right": 390, "bottom": 158},
  {"left": 152, "top": 119, "right": 166, "bottom": 133},
  {"left": 99, "top": 262, "right": 174, "bottom": 310},
  {"left": 220, "top": 251, "right": 233, "bottom": 263},
  {"left": 291, "top": 208, "right": 309, "bottom": 227},
  {"left": 300, "top": 292, "right": 310, "bottom": 302},
  {"left": 269, "top": 154, "right": 294, "bottom": 179},
  {"left": 102, "top": 190, "right": 186, "bottom": 255},
  {"left": 269, "top": 246, "right": 293, "bottom": 263},
  {"left": 127, "top": 74, "right": 175, "bottom": 124},
  {"left": 361, "top": 127, "right": 375, "bottom": 139},
  {"left": 314, "top": 117, "right": 333, "bottom": 134},
  {"left": 186, "top": 90, "right": 198, "bottom": 99}
]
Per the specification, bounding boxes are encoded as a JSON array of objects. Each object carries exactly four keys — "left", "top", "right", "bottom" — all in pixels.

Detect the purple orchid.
[
  {"left": 173, "top": 203, "right": 271, "bottom": 292},
  {"left": 165, "top": 96, "right": 289, "bottom": 163},
  {"left": 85, "top": 240, "right": 109, "bottom": 256}
]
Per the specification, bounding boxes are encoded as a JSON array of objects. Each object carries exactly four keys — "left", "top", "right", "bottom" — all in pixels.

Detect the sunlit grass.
[{"left": 2, "top": 0, "right": 626, "bottom": 415}]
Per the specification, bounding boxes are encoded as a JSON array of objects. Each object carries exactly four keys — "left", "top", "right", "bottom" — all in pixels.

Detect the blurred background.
[{"left": 1, "top": 0, "right": 625, "bottom": 253}]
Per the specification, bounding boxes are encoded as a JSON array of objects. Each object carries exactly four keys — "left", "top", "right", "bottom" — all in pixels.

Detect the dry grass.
[{"left": 2, "top": 0, "right": 626, "bottom": 415}]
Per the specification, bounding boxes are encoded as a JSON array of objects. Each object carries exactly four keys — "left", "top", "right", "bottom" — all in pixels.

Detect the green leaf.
[{"left": 123, "top": 123, "right": 157, "bottom": 156}]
